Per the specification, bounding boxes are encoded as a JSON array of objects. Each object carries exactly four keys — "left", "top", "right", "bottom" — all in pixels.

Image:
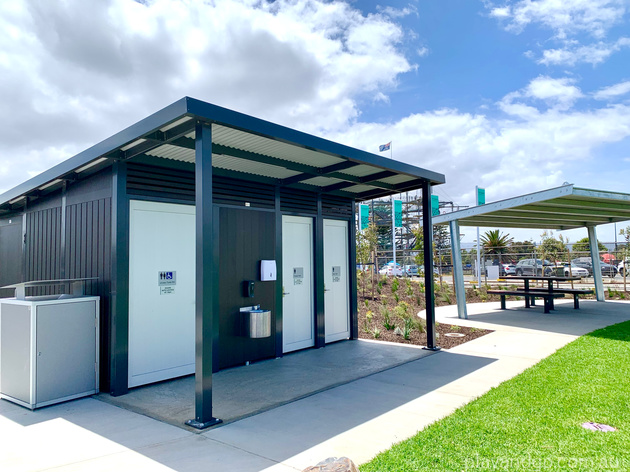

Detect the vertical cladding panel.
[
  {"left": 218, "top": 207, "right": 276, "bottom": 369},
  {"left": 24, "top": 207, "right": 62, "bottom": 295}
]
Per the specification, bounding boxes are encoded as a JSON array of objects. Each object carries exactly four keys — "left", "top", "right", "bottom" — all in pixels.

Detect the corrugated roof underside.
[{"left": 146, "top": 144, "right": 300, "bottom": 179}]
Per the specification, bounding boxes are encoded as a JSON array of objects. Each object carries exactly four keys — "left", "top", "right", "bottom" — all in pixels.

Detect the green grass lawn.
[{"left": 361, "top": 321, "right": 630, "bottom": 471}]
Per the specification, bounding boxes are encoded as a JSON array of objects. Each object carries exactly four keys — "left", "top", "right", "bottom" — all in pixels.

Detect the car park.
[{"left": 514, "top": 258, "right": 553, "bottom": 276}]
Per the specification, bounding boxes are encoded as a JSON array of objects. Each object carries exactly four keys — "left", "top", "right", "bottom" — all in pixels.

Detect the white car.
[
  {"left": 562, "top": 264, "right": 589, "bottom": 277},
  {"left": 619, "top": 260, "right": 628, "bottom": 277},
  {"left": 379, "top": 263, "right": 403, "bottom": 276}
]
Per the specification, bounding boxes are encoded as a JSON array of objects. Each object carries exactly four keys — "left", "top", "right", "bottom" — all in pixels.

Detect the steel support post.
[
  {"left": 587, "top": 225, "right": 605, "bottom": 302},
  {"left": 449, "top": 220, "right": 468, "bottom": 319},
  {"left": 187, "top": 122, "right": 222, "bottom": 429},
  {"left": 422, "top": 181, "right": 440, "bottom": 351}
]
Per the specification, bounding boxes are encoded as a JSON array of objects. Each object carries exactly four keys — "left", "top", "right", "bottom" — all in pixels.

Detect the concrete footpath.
[{"left": 1, "top": 300, "right": 629, "bottom": 472}]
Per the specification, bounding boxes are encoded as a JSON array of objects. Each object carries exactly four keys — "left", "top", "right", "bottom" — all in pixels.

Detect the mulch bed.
[{"left": 357, "top": 275, "right": 493, "bottom": 350}]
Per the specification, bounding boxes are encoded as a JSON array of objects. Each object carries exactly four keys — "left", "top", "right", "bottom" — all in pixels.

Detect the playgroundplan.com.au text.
[{"left": 462, "top": 454, "right": 628, "bottom": 470}]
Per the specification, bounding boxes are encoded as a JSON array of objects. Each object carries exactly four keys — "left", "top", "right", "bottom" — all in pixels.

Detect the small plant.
[
  {"left": 394, "top": 326, "right": 404, "bottom": 336},
  {"left": 381, "top": 295, "right": 388, "bottom": 305},
  {"left": 381, "top": 306, "right": 395, "bottom": 330},
  {"left": 394, "top": 293, "right": 400, "bottom": 303},
  {"left": 366, "top": 310, "right": 374, "bottom": 323},
  {"left": 403, "top": 317, "right": 414, "bottom": 339},
  {"left": 406, "top": 285, "right": 414, "bottom": 297},
  {"left": 470, "top": 327, "right": 480, "bottom": 332},
  {"left": 450, "top": 325, "right": 461, "bottom": 331},
  {"left": 415, "top": 295, "right": 422, "bottom": 306},
  {"left": 438, "top": 292, "right": 452, "bottom": 305},
  {"left": 380, "top": 275, "right": 388, "bottom": 285},
  {"left": 372, "top": 327, "right": 381, "bottom": 339},
  {"left": 394, "top": 301, "right": 410, "bottom": 320},
  {"left": 364, "top": 299, "right": 369, "bottom": 308},
  {"left": 376, "top": 285, "right": 382, "bottom": 295},
  {"left": 391, "top": 277, "right": 400, "bottom": 293}
]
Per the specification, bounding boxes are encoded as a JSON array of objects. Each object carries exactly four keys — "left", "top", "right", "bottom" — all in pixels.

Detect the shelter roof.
[
  {"left": 433, "top": 184, "right": 630, "bottom": 230},
  {"left": 0, "top": 97, "right": 444, "bottom": 214}
]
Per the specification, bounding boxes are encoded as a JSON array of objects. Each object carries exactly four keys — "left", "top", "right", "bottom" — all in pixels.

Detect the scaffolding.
[{"left": 366, "top": 193, "right": 468, "bottom": 269}]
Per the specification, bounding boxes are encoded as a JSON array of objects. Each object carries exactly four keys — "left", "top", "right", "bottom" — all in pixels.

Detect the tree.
[
  {"left": 412, "top": 225, "right": 451, "bottom": 266},
  {"left": 537, "top": 230, "right": 568, "bottom": 265},
  {"left": 510, "top": 239, "right": 536, "bottom": 259},
  {"left": 480, "top": 230, "right": 513, "bottom": 265},
  {"left": 356, "top": 223, "right": 378, "bottom": 265},
  {"left": 571, "top": 237, "right": 607, "bottom": 256}
]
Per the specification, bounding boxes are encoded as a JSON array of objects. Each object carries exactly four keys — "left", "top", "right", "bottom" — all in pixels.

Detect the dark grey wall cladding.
[
  {"left": 24, "top": 206, "right": 62, "bottom": 295},
  {"left": 0, "top": 219, "right": 23, "bottom": 297},
  {"left": 280, "top": 188, "right": 318, "bottom": 214}
]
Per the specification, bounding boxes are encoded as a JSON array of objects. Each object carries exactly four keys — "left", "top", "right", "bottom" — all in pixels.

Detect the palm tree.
[{"left": 481, "top": 230, "right": 514, "bottom": 266}]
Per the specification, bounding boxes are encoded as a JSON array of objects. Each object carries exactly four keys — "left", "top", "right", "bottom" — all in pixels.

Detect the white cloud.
[
  {"left": 489, "top": 0, "right": 628, "bottom": 39},
  {"left": 594, "top": 80, "right": 630, "bottom": 100},
  {"left": 417, "top": 46, "right": 429, "bottom": 57},
  {"left": 498, "top": 76, "right": 584, "bottom": 112},
  {"left": 0, "top": 0, "right": 413, "bottom": 192},
  {"left": 377, "top": 4, "right": 418, "bottom": 19},
  {"left": 538, "top": 37, "right": 630, "bottom": 65}
]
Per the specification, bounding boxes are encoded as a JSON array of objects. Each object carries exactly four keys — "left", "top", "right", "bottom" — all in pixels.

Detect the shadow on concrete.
[
  {"left": 437, "top": 300, "right": 630, "bottom": 337},
  {"left": 0, "top": 340, "right": 497, "bottom": 472},
  {"left": 96, "top": 339, "right": 441, "bottom": 431}
]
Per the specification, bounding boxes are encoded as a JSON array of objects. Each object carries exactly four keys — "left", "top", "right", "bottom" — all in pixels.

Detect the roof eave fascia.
[
  {"left": 432, "top": 184, "right": 575, "bottom": 225},
  {"left": 185, "top": 97, "right": 446, "bottom": 186},
  {"left": 0, "top": 98, "right": 190, "bottom": 206}
]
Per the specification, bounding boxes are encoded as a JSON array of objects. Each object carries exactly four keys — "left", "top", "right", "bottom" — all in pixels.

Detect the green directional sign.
[
  {"left": 394, "top": 200, "right": 403, "bottom": 227},
  {"left": 359, "top": 204, "right": 370, "bottom": 230},
  {"left": 477, "top": 188, "right": 485, "bottom": 205},
  {"left": 431, "top": 195, "right": 439, "bottom": 216}
]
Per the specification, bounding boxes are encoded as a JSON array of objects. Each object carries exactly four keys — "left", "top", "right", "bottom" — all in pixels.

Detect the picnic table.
[{"left": 488, "top": 275, "right": 592, "bottom": 313}]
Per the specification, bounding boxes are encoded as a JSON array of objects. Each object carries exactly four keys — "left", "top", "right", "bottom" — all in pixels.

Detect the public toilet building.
[{"left": 0, "top": 97, "right": 445, "bottom": 427}]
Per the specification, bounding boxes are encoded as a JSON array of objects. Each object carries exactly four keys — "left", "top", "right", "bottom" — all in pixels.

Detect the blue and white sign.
[{"left": 158, "top": 271, "right": 176, "bottom": 286}]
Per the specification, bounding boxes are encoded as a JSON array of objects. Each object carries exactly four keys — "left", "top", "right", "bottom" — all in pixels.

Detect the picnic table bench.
[
  {"left": 487, "top": 289, "right": 564, "bottom": 313},
  {"left": 517, "top": 288, "right": 594, "bottom": 309}
]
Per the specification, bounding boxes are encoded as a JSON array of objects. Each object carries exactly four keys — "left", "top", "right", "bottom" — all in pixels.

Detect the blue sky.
[{"left": 0, "top": 0, "right": 629, "bottom": 244}]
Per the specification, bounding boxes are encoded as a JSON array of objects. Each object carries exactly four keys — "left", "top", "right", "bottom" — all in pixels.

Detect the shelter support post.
[
  {"left": 187, "top": 122, "right": 222, "bottom": 429},
  {"left": 422, "top": 181, "right": 440, "bottom": 351},
  {"left": 449, "top": 220, "right": 468, "bottom": 319},
  {"left": 587, "top": 225, "right": 605, "bottom": 302}
]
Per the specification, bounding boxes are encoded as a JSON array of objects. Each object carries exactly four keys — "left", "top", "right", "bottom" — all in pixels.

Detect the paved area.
[
  {"left": 2, "top": 300, "right": 629, "bottom": 472},
  {"left": 97, "top": 339, "right": 434, "bottom": 429}
]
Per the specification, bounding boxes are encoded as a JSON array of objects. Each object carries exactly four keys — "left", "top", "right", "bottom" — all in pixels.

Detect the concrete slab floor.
[
  {"left": 96, "top": 338, "right": 435, "bottom": 431},
  {"left": 2, "top": 300, "right": 629, "bottom": 472}
]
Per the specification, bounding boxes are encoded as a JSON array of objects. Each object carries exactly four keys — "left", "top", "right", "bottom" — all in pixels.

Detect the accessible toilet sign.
[{"left": 158, "top": 271, "right": 176, "bottom": 286}]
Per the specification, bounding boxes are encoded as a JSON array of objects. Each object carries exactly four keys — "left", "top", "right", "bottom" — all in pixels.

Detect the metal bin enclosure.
[
  {"left": 0, "top": 294, "right": 100, "bottom": 409},
  {"left": 242, "top": 309, "right": 271, "bottom": 338}
]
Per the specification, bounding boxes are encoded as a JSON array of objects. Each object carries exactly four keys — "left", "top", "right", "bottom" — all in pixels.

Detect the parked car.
[
  {"left": 514, "top": 259, "right": 553, "bottom": 276},
  {"left": 379, "top": 262, "right": 403, "bottom": 276},
  {"left": 571, "top": 257, "right": 618, "bottom": 277},
  {"left": 500, "top": 263, "right": 516, "bottom": 276},
  {"left": 619, "top": 260, "right": 628, "bottom": 277},
  {"left": 562, "top": 264, "right": 589, "bottom": 277},
  {"left": 403, "top": 264, "right": 419, "bottom": 277}
]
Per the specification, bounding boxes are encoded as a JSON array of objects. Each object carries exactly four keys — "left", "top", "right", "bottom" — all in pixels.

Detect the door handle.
[{"left": 282, "top": 291, "right": 290, "bottom": 297}]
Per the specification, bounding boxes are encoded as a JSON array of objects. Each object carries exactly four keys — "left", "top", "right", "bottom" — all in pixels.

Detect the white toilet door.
[
  {"left": 324, "top": 219, "right": 350, "bottom": 343},
  {"left": 282, "top": 215, "right": 314, "bottom": 353},
  {"left": 128, "top": 200, "right": 195, "bottom": 388}
]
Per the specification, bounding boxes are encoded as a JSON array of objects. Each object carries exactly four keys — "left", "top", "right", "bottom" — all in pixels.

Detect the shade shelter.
[
  {"left": 0, "top": 97, "right": 444, "bottom": 428},
  {"left": 434, "top": 185, "right": 630, "bottom": 319}
]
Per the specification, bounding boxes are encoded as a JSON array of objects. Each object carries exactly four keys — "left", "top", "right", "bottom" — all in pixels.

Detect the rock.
[{"left": 302, "top": 457, "right": 359, "bottom": 472}]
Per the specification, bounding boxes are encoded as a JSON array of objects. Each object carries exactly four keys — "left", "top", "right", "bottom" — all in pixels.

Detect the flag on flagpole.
[{"left": 379, "top": 142, "right": 391, "bottom": 152}]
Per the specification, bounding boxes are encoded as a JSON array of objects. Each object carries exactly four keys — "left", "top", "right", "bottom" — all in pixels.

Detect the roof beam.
[
  {"left": 280, "top": 161, "right": 359, "bottom": 186},
  {"left": 105, "top": 119, "right": 196, "bottom": 160},
  {"left": 505, "top": 204, "right": 630, "bottom": 219}
]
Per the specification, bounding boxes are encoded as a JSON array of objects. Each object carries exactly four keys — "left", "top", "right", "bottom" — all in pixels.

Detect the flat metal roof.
[
  {"left": 433, "top": 184, "right": 630, "bottom": 230},
  {"left": 0, "top": 97, "right": 445, "bottom": 214}
]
